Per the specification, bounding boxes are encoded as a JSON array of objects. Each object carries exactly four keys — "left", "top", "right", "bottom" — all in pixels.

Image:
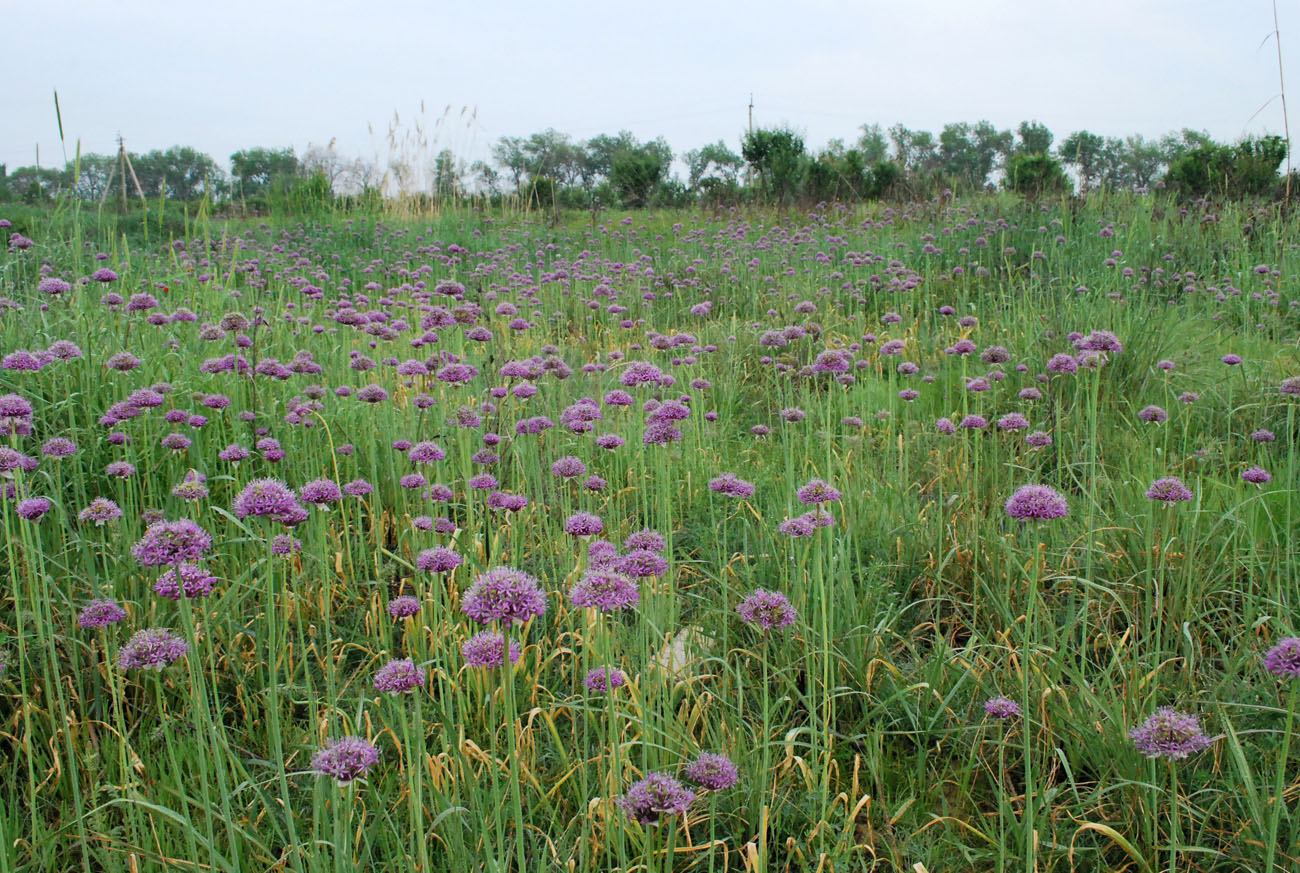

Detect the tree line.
[{"left": 0, "top": 120, "right": 1289, "bottom": 210}]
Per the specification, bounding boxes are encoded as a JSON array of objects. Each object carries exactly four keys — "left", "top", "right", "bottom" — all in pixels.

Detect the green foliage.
[
  {"left": 741, "top": 126, "right": 806, "bottom": 204},
  {"left": 1165, "top": 135, "right": 1288, "bottom": 199},
  {"left": 1015, "top": 120, "right": 1054, "bottom": 155},
  {"left": 1004, "top": 151, "right": 1071, "bottom": 197},
  {"left": 230, "top": 147, "right": 300, "bottom": 198}
]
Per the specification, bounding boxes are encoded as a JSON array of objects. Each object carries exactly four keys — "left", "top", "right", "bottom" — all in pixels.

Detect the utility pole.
[
  {"left": 118, "top": 135, "right": 128, "bottom": 209},
  {"left": 748, "top": 93, "right": 754, "bottom": 136},
  {"left": 746, "top": 94, "right": 754, "bottom": 187}
]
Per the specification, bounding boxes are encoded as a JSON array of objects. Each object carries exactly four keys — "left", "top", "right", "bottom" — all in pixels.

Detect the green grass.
[{"left": 0, "top": 192, "right": 1297, "bottom": 872}]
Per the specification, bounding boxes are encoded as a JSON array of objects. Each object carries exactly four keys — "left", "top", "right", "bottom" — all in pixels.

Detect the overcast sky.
[{"left": 3, "top": 0, "right": 1296, "bottom": 175}]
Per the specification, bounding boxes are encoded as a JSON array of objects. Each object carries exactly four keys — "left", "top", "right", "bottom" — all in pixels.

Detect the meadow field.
[{"left": 0, "top": 192, "right": 1298, "bottom": 872}]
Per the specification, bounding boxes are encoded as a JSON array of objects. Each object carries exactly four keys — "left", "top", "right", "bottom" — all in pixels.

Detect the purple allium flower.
[
  {"left": 1264, "top": 638, "right": 1300, "bottom": 677},
  {"left": 959, "top": 414, "right": 988, "bottom": 430},
  {"left": 416, "top": 546, "right": 462, "bottom": 573},
  {"left": 271, "top": 533, "right": 302, "bottom": 556},
  {"left": 1241, "top": 466, "right": 1271, "bottom": 485},
  {"left": 796, "top": 478, "right": 841, "bottom": 505},
  {"left": 1253, "top": 429, "right": 1276, "bottom": 442},
  {"left": 462, "top": 567, "right": 547, "bottom": 626},
  {"left": 624, "top": 528, "right": 666, "bottom": 553},
  {"left": 551, "top": 456, "right": 587, "bottom": 479},
  {"left": 1157, "top": 359, "right": 1176, "bottom": 371},
  {"left": 344, "top": 479, "right": 374, "bottom": 497},
  {"left": 131, "top": 519, "right": 212, "bottom": 566},
  {"left": 16, "top": 497, "right": 52, "bottom": 521},
  {"left": 983, "top": 697, "right": 1021, "bottom": 720},
  {"left": 779, "top": 407, "right": 806, "bottom": 423},
  {"left": 299, "top": 477, "right": 342, "bottom": 508},
  {"left": 160, "top": 432, "right": 192, "bottom": 453},
  {"left": 595, "top": 433, "right": 625, "bottom": 450},
  {"left": 117, "top": 628, "right": 188, "bottom": 671},
  {"left": 78, "top": 497, "right": 123, "bottom": 525},
  {"left": 619, "top": 361, "right": 667, "bottom": 387},
  {"left": 461, "top": 630, "right": 522, "bottom": 668},
  {"left": 408, "top": 440, "right": 446, "bottom": 464},
  {"left": 1025, "top": 430, "right": 1053, "bottom": 448},
  {"left": 1146, "top": 477, "right": 1193, "bottom": 503},
  {"left": 588, "top": 540, "right": 619, "bottom": 568},
  {"left": 92, "top": 268, "right": 120, "bottom": 283},
  {"left": 78, "top": 598, "right": 127, "bottom": 629},
  {"left": 1074, "top": 330, "right": 1123, "bottom": 354},
  {"left": 388, "top": 595, "right": 421, "bottom": 618},
  {"left": 619, "top": 772, "right": 695, "bottom": 825},
  {"left": 38, "top": 277, "right": 72, "bottom": 296},
  {"left": 153, "top": 563, "right": 218, "bottom": 599},
  {"left": 219, "top": 443, "right": 250, "bottom": 464},
  {"left": 374, "top": 658, "right": 426, "bottom": 694},
  {"left": 1221, "top": 354, "right": 1242, "bottom": 366},
  {"left": 684, "top": 753, "right": 739, "bottom": 791},
  {"left": 357, "top": 384, "right": 390, "bottom": 403},
  {"left": 709, "top": 473, "right": 756, "bottom": 498},
  {"left": 312, "top": 737, "right": 380, "bottom": 785},
  {"left": 1138, "top": 405, "right": 1168, "bottom": 423},
  {"left": 2, "top": 350, "right": 44, "bottom": 371},
  {"left": 171, "top": 469, "right": 209, "bottom": 502},
  {"left": 618, "top": 549, "right": 669, "bottom": 578},
  {"left": 232, "top": 478, "right": 306, "bottom": 524},
  {"left": 1279, "top": 376, "right": 1300, "bottom": 396},
  {"left": 584, "top": 666, "right": 626, "bottom": 692},
  {"left": 778, "top": 514, "right": 817, "bottom": 538},
  {"left": 564, "top": 512, "right": 603, "bottom": 537},
  {"left": 41, "top": 437, "right": 77, "bottom": 458},
  {"left": 1004, "top": 485, "right": 1069, "bottom": 520},
  {"left": 936, "top": 417, "right": 956, "bottom": 434},
  {"left": 737, "top": 589, "right": 797, "bottom": 631},
  {"left": 1046, "top": 353, "right": 1078, "bottom": 374},
  {"left": 465, "top": 473, "right": 495, "bottom": 490},
  {"left": 997, "top": 413, "right": 1030, "bottom": 432},
  {"left": 569, "top": 569, "right": 640, "bottom": 612},
  {"left": 1129, "top": 707, "right": 1213, "bottom": 760}
]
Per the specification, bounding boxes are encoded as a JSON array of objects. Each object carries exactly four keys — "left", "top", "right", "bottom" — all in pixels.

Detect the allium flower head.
[
  {"left": 387, "top": 595, "right": 420, "bottom": 618},
  {"left": 624, "top": 528, "right": 666, "bottom": 553},
  {"left": 16, "top": 497, "right": 52, "bottom": 521},
  {"left": 1146, "top": 477, "right": 1193, "bottom": 503},
  {"left": 78, "top": 598, "right": 127, "bottom": 629},
  {"left": 684, "top": 753, "right": 739, "bottom": 791},
  {"left": 618, "top": 549, "right": 668, "bottom": 578},
  {"left": 233, "top": 478, "right": 306, "bottom": 524},
  {"left": 796, "top": 478, "right": 841, "bottom": 505},
  {"left": 374, "top": 658, "right": 426, "bottom": 694},
  {"left": 1241, "top": 466, "right": 1271, "bottom": 485},
  {"left": 461, "top": 630, "right": 522, "bottom": 668},
  {"left": 416, "top": 546, "right": 462, "bottom": 573},
  {"left": 153, "top": 563, "right": 218, "bottom": 599},
  {"left": 564, "top": 512, "right": 603, "bottom": 537},
  {"left": 312, "top": 737, "right": 380, "bottom": 785},
  {"left": 462, "top": 567, "right": 547, "bottom": 626},
  {"left": 299, "top": 477, "right": 342, "bottom": 508},
  {"left": 983, "top": 697, "right": 1021, "bottom": 720},
  {"left": 709, "top": 473, "right": 756, "bottom": 498},
  {"left": 619, "top": 772, "right": 695, "bottom": 825},
  {"left": 1129, "top": 707, "right": 1213, "bottom": 760},
  {"left": 584, "top": 666, "right": 626, "bottom": 692},
  {"left": 569, "top": 569, "right": 639, "bottom": 612},
  {"left": 1004, "top": 485, "right": 1069, "bottom": 521},
  {"left": 1264, "top": 638, "right": 1300, "bottom": 678},
  {"left": 737, "top": 589, "right": 797, "bottom": 631},
  {"left": 131, "top": 519, "right": 212, "bottom": 566},
  {"left": 117, "top": 628, "right": 189, "bottom": 670}
]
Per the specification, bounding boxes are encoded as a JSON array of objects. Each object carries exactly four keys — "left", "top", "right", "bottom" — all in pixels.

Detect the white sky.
[{"left": 2, "top": 0, "right": 1296, "bottom": 174}]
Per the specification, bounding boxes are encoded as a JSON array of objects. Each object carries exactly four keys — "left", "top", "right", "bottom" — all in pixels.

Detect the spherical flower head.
[
  {"left": 709, "top": 473, "right": 756, "bottom": 498},
  {"left": 778, "top": 515, "right": 817, "bottom": 537},
  {"left": 1005, "top": 485, "right": 1069, "bottom": 521},
  {"left": 619, "top": 772, "right": 695, "bottom": 825},
  {"left": 569, "top": 569, "right": 640, "bottom": 612},
  {"left": 1138, "top": 405, "right": 1168, "bottom": 423},
  {"left": 462, "top": 567, "right": 547, "bottom": 626},
  {"left": 1146, "top": 477, "right": 1193, "bottom": 503},
  {"left": 78, "top": 598, "right": 127, "bottom": 629},
  {"left": 388, "top": 595, "right": 421, "bottom": 619},
  {"left": 796, "top": 478, "right": 841, "bottom": 506},
  {"left": 737, "top": 589, "right": 797, "bottom": 631},
  {"left": 16, "top": 497, "right": 52, "bottom": 521},
  {"left": 416, "top": 546, "right": 462, "bottom": 573},
  {"left": 983, "top": 696, "right": 1021, "bottom": 720},
  {"left": 684, "top": 753, "right": 739, "bottom": 791},
  {"left": 131, "top": 519, "right": 213, "bottom": 566},
  {"left": 271, "top": 533, "right": 302, "bottom": 556},
  {"left": 584, "top": 666, "right": 627, "bottom": 693},
  {"left": 374, "top": 658, "right": 425, "bottom": 694},
  {"left": 1241, "top": 466, "right": 1271, "bottom": 485},
  {"left": 312, "top": 736, "right": 380, "bottom": 785},
  {"left": 41, "top": 437, "right": 77, "bottom": 458},
  {"left": 299, "top": 477, "right": 342, "bottom": 508},
  {"left": 1129, "top": 707, "right": 1213, "bottom": 760},
  {"left": 153, "top": 563, "right": 218, "bottom": 599},
  {"left": 564, "top": 512, "right": 603, "bottom": 537},
  {"left": 233, "top": 478, "right": 306, "bottom": 524},
  {"left": 936, "top": 417, "right": 956, "bottom": 435},
  {"left": 1220, "top": 354, "right": 1242, "bottom": 366},
  {"left": 461, "top": 630, "right": 522, "bottom": 668},
  {"left": 1280, "top": 376, "right": 1300, "bottom": 397},
  {"left": 1046, "top": 353, "right": 1079, "bottom": 374},
  {"left": 624, "top": 528, "right": 666, "bottom": 553},
  {"left": 619, "top": 549, "right": 668, "bottom": 578},
  {"left": 344, "top": 479, "right": 374, "bottom": 497},
  {"left": 1025, "top": 430, "right": 1052, "bottom": 448},
  {"left": 997, "top": 413, "right": 1030, "bottom": 431},
  {"left": 117, "top": 628, "right": 189, "bottom": 670},
  {"left": 1264, "top": 637, "right": 1300, "bottom": 678},
  {"left": 551, "top": 455, "right": 587, "bottom": 479},
  {"left": 1074, "top": 330, "right": 1123, "bottom": 354},
  {"left": 408, "top": 440, "right": 446, "bottom": 464}
]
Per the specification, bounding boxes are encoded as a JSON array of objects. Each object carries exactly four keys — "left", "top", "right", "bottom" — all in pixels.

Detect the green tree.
[
  {"left": 1060, "top": 130, "right": 1105, "bottom": 191},
  {"left": 683, "top": 140, "right": 744, "bottom": 189},
  {"left": 857, "top": 124, "right": 889, "bottom": 164},
  {"left": 1015, "top": 120, "right": 1054, "bottom": 156},
  {"left": 742, "top": 126, "right": 806, "bottom": 204},
  {"left": 1004, "top": 152, "right": 1070, "bottom": 198},
  {"left": 230, "top": 147, "right": 300, "bottom": 198}
]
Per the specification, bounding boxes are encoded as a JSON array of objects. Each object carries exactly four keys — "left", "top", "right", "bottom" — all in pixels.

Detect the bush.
[
  {"left": 1165, "top": 136, "right": 1287, "bottom": 199},
  {"left": 1004, "top": 153, "right": 1071, "bottom": 198}
]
